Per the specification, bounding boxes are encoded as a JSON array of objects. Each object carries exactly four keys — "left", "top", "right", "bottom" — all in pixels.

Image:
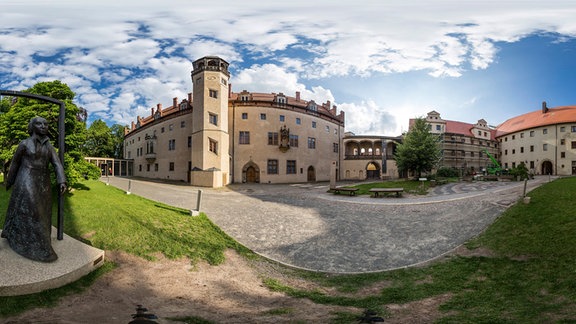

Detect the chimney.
[
  {"left": 296, "top": 91, "right": 301, "bottom": 101},
  {"left": 173, "top": 97, "right": 178, "bottom": 108},
  {"left": 542, "top": 101, "right": 549, "bottom": 113},
  {"left": 151, "top": 108, "right": 154, "bottom": 116},
  {"left": 188, "top": 92, "right": 192, "bottom": 103}
]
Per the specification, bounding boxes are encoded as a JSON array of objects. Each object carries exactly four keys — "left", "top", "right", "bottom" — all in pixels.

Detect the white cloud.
[{"left": 1, "top": 0, "right": 576, "bottom": 128}]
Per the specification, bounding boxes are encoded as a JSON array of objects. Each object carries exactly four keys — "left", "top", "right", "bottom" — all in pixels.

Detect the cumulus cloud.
[
  {"left": 340, "top": 100, "right": 398, "bottom": 135},
  {"left": 1, "top": 0, "right": 576, "bottom": 128}
]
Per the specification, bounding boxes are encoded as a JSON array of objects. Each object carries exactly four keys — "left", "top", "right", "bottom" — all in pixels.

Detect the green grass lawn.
[
  {"left": 2, "top": 177, "right": 576, "bottom": 322},
  {"left": 351, "top": 179, "right": 430, "bottom": 195}
]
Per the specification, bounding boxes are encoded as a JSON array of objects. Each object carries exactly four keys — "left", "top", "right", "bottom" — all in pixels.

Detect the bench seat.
[
  {"left": 369, "top": 188, "right": 404, "bottom": 198},
  {"left": 331, "top": 187, "right": 359, "bottom": 196}
]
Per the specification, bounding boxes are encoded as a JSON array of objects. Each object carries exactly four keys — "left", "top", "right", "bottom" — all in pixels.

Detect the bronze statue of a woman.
[{"left": 1, "top": 116, "right": 66, "bottom": 262}]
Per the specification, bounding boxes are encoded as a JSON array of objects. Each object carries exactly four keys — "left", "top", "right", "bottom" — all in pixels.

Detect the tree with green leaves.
[
  {"left": 110, "top": 124, "right": 126, "bottom": 159},
  {"left": 394, "top": 117, "right": 442, "bottom": 178},
  {"left": 84, "top": 120, "right": 126, "bottom": 159},
  {"left": 0, "top": 81, "right": 100, "bottom": 187},
  {"left": 84, "top": 119, "right": 114, "bottom": 157}
]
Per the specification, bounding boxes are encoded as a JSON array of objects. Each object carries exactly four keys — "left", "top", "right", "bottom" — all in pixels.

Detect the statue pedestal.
[{"left": 0, "top": 227, "right": 105, "bottom": 296}]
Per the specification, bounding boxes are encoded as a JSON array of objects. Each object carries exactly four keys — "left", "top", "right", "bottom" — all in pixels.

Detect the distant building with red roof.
[
  {"left": 496, "top": 102, "right": 576, "bottom": 176},
  {"left": 411, "top": 111, "right": 500, "bottom": 175}
]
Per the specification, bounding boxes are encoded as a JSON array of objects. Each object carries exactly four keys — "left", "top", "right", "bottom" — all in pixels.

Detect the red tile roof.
[{"left": 496, "top": 106, "right": 576, "bottom": 137}]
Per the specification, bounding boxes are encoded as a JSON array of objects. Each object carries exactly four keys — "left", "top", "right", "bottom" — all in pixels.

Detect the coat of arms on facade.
[{"left": 279, "top": 125, "right": 290, "bottom": 152}]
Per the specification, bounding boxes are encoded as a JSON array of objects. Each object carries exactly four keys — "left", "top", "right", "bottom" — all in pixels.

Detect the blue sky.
[{"left": 1, "top": 1, "right": 576, "bottom": 136}]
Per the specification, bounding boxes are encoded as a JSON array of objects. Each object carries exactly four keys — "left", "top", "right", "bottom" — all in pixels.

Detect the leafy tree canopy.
[
  {"left": 0, "top": 81, "right": 100, "bottom": 187},
  {"left": 394, "top": 117, "right": 442, "bottom": 178}
]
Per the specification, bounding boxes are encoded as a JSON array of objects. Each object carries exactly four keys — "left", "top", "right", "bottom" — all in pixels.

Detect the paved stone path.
[{"left": 102, "top": 176, "right": 550, "bottom": 273}]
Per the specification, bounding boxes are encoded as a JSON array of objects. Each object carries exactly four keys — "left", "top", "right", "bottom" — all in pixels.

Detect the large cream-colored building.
[
  {"left": 123, "top": 56, "right": 345, "bottom": 187},
  {"left": 496, "top": 102, "right": 576, "bottom": 176}
]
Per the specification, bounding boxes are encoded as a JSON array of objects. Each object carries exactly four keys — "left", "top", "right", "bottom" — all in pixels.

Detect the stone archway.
[
  {"left": 242, "top": 162, "right": 260, "bottom": 183},
  {"left": 366, "top": 162, "right": 380, "bottom": 179},
  {"left": 541, "top": 160, "right": 553, "bottom": 175}
]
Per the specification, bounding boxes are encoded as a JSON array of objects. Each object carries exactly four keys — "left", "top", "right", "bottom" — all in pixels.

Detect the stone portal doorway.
[
  {"left": 307, "top": 166, "right": 316, "bottom": 182},
  {"left": 541, "top": 160, "right": 553, "bottom": 175},
  {"left": 366, "top": 162, "right": 380, "bottom": 179},
  {"left": 242, "top": 162, "right": 260, "bottom": 183}
]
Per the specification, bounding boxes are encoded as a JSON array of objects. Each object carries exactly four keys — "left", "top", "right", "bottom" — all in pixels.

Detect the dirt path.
[{"left": 2, "top": 249, "right": 447, "bottom": 323}]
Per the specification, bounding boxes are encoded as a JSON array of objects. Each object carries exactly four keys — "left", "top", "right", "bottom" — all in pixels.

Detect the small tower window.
[{"left": 209, "top": 89, "right": 218, "bottom": 98}]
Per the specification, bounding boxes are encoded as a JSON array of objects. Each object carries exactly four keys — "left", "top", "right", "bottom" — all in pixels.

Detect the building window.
[
  {"left": 572, "top": 141, "right": 576, "bottom": 149},
  {"left": 289, "top": 134, "right": 298, "bottom": 147},
  {"left": 239, "top": 131, "right": 250, "bottom": 144},
  {"left": 512, "top": 135, "right": 515, "bottom": 140},
  {"left": 561, "top": 126, "right": 566, "bottom": 132},
  {"left": 242, "top": 112, "right": 248, "bottom": 119},
  {"left": 520, "top": 132, "right": 524, "bottom": 138},
  {"left": 139, "top": 164, "right": 142, "bottom": 172},
  {"left": 240, "top": 95, "right": 249, "bottom": 101},
  {"left": 530, "top": 131, "right": 535, "bottom": 137},
  {"left": 280, "top": 115, "right": 285, "bottom": 122},
  {"left": 308, "top": 137, "right": 316, "bottom": 149},
  {"left": 147, "top": 164, "right": 150, "bottom": 172},
  {"left": 436, "top": 125, "right": 441, "bottom": 131},
  {"left": 155, "top": 163, "right": 159, "bottom": 171},
  {"left": 286, "top": 160, "right": 296, "bottom": 174},
  {"left": 221, "top": 78, "right": 227, "bottom": 85},
  {"left": 530, "top": 161, "right": 535, "bottom": 169},
  {"left": 325, "top": 125, "right": 330, "bottom": 132},
  {"left": 260, "top": 113, "right": 266, "bottom": 120},
  {"left": 169, "top": 124, "right": 173, "bottom": 131},
  {"left": 543, "top": 128, "right": 548, "bottom": 135},
  {"left": 561, "top": 139, "right": 566, "bottom": 145},
  {"left": 312, "top": 121, "right": 316, "bottom": 128},
  {"left": 572, "top": 126, "right": 576, "bottom": 132},
  {"left": 209, "top": 138, "right": 218, "bottom": 154},
  {"left": 530, "top": 145, "right": 534, "bottom": 152},
  {"left": 161, "top": 127, "right": 165, "bottom": 133},
  {"left": 277, "top": 96, "right": 286, "bottom": 104},
  {"left": 181, "top": 121, "right": 186, "bottom": 128},
  {"left": 296, "top": 118, "right": 301, "bottom": 125},
  {"left": 511, "top": 149, "right": 515, "bottom": 154},
  {"left": 504, "top": 149, "right": 508, "bottom": 155},
  {"left": 333, "top": 143, "right": 339, "bottom": 153},
  {"left": 209, "top": 113, "right": 218, "bottom": 126},
  {"left": 471, "top": 151, "right": 475, "bottom": 157},
  {"left": 169, "top": 162, "right": 174, "bottom": 171},
  {"left": 168, "top": 139, "right": 175, "bottom": 151},
  {"left": 520, "top": 147, "right": 524, "bottom": 153},
  {"left": 267, "top": 159, "right": 278, "bottom": 174},
  {"left": 209, "top": 89, "right": 218, "bottom": 98},
  {"left": 561, "top": 152, "right": 566, "bottom": 158},
  {"left": 543, "top": 143, "right": 548, "bottom": 151},
  {"left": 268, "top": 132, "right": 279, "bottom": 145},
  {"left": 188, "top": 136, "right": 192, "bottom": 148}
]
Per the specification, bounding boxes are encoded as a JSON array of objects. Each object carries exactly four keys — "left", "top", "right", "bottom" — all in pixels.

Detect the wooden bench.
[
  {"left": 331, "top": 187, "right": 359, "bottom": 196},
  {"left": 369, "top": 188, "right": 404, "bottom": 198}
]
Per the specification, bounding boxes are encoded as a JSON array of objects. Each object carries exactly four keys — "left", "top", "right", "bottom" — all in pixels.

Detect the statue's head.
[{"left": 28, "top": 116, "right": 48, "bottom": 135}]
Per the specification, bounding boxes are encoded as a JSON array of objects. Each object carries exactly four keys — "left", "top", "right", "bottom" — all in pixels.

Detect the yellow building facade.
[{"left": 124, "top": 56, "right": 344, "bottom": 187}]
